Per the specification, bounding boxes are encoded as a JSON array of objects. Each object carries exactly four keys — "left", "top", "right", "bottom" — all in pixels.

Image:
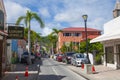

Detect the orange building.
[{"left": 57, "top": 27, "right": 101, "bottom": 52}]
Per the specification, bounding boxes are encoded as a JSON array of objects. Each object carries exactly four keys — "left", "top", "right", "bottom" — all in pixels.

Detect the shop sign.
[{"left": 7, "top": 26, "right": 24, "bottom": 39}]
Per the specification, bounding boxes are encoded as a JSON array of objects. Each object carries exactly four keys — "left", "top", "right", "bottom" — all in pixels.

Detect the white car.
[
  {"left": 53, "top": 54, "right": 58, "bottom": 60},
  {"left": 71, "top": 53, "right": 87, "bottom": 67}
]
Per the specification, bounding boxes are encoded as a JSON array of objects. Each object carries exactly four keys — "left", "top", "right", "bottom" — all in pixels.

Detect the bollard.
[
  {"left": 81, "top": 63, "right": 84, "bottom": 69},
  {"left": 16, "top": 76, "right": 18, "bottom": 80},
  {"left": 92, "top": 65, "right": 96, "bottom": 74},
  {"left": 24, "top": 66, "right": 29, "bottom": 80}
]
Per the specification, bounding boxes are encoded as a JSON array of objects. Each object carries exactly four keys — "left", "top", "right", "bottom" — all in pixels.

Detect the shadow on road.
[
  {"left": 38, "top": 74, "right": 66, "bottom": 80},
  {"left": 2, "top": 59, "right": 43, "bottom": 80},
  {"left": 15, "top": 59, "right": 43, "bottom": 71}
]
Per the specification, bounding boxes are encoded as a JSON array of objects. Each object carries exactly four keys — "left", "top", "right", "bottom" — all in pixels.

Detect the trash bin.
[{"left": 84, "top": 64, "right": 92, "bottom": 74}]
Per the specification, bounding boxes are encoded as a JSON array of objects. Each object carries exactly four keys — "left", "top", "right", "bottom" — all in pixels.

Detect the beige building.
[{"left": 90, "top": 0, "right": 120, "bottom": 69}]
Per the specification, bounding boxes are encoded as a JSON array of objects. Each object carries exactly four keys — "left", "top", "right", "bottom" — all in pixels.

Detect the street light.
[{"left": 82, "top": 14, "right": 90, "bottom": 64}]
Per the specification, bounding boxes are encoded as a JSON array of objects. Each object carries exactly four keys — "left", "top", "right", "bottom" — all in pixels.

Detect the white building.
[{"left": 90, "top": 0, "right": 120, "bottom": 69}]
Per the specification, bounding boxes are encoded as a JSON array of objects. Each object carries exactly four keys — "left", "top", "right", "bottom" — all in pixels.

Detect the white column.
[
  {"left": 103, "top": 45, "right": 107, "bottom": 66},
  {"left": 114, "top": 44, "right": 118, "bottom": 69}
]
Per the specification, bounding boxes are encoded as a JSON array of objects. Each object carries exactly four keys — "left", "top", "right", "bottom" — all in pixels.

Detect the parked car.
[
  {"left": 56, "top": 54, "right": 63, "bottom": 62},
  {"left": 62, "top": 52, "right": 75, "bottom": 64},
  {"left": 21, "top": 52, "right": 35, "bottom": 64},
  {"left": 71, "top": 53, "right": 87, "bottom": 66},
  {"left": 53, "top": 54, "right": 59, "bottom": 60}
]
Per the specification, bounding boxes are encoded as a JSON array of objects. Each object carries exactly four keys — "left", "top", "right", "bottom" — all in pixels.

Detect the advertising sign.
[{"left": 8, "top": 26, "right": 24, "bottom": 39}]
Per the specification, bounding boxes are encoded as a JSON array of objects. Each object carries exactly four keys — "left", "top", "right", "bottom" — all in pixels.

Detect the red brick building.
[{"left": 57, "top": 27, "right": 101, "bottom": 52}]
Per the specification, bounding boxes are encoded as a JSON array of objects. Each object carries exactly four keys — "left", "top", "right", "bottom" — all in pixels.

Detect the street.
[{"left": 38, "top": 58, "right": 86, "bottom": 80}]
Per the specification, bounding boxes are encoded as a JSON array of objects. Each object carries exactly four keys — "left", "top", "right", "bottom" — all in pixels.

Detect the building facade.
[
  {"left": 0, "top": 0, "right": 8, "bottom": 78},
  {"left": 57, "top": 27, "right": 101, "bottom": 52},
  {"left": 90, "top": 0, "right": 120, "bottom": 69}
]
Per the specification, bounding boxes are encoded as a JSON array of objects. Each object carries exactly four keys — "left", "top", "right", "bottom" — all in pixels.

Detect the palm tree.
[
  {"left": 48, "top": 34, "right": 57, "bottom": 54},
  {"left": 51, "top": 28, "right": 62, "bottom": 36},
  {"left": 51, "top": 28, "right": 62, "bottom": 53},
  {"left": 16, "top": 10, "right": 44, "bottom": 64}
]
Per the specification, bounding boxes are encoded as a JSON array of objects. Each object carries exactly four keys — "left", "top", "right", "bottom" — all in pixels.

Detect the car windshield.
[
  {"left": 76, "top": 54, "right": 84, "bottom": 58},
  {"left": 23, "top": 52, "right": 34, "bottom": 55},
  {"left": 66, "top": 52, "right": 75, "bottom": 56}
]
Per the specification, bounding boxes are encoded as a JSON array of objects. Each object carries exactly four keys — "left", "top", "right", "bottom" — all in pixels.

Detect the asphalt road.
[{"left": 38, "top": 58, "right": 87, "bottom": 80}]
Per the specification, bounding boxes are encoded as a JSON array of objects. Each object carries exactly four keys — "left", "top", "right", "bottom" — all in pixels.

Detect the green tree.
[
  {"left": 51, "top": 28, "right": 62, "bottom": 36},
  {"left": 16, "top": 10, "right": 44, "bottom": 64},
  {"left": 51, "top": 28, "right": 62, "bottom": 52},
  {"left": 60, "top": 44, "right": 67, "bottom": 53},
  {"left": 80, "top": 39, "right": 103, "bottom": 64},
  {"left": 48, "top": 34, "right": 57, "bottom": 54}
]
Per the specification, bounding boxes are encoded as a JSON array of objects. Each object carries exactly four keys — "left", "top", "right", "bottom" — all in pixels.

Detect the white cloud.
[
  {"left": 4, "top": 1, "right": 29, "bottom": 23},
  {"left": 54, "top": 0, "right": 114, "bottom": 31},
  {"left": 4, "top": 0, "right": 115, "bottom": 34},
  {"left": 39, "top": 8, "right": 50, "bottom": 17},
  {"left": 42, "top": 27, "right": 52, "bottom": 36},
  {"left": 54, "top": 9, "right": 82, "bottom": 22}
]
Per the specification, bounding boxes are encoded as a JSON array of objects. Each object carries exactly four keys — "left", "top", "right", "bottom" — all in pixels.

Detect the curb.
[{"left": 68, "top": 67, "right": 96, "bottom": 80}]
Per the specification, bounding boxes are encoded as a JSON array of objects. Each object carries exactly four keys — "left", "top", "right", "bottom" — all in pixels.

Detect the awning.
[{"left": 90, "top": 31, "right": 120, "bottom": 43}]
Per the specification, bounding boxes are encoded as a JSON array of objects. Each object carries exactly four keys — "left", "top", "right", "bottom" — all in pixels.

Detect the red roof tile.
[
  {"left": 62, "top": 27, "right": 101, "bottom": 32},
  {"left": 87, "top": 35, "right": 100, "bottom": 39},
  {"left": 82, "top": 35, "right": 100, "bottom": 41}
]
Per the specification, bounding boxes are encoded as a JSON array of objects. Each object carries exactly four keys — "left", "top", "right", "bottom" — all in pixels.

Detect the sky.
[{"left": 4, "top": 0, "right": 117, "bottom": 36}]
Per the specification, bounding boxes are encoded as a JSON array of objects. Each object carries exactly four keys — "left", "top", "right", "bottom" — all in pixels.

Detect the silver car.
[{"left": 71, "top": 53, "right": 87, "bottom": 67}]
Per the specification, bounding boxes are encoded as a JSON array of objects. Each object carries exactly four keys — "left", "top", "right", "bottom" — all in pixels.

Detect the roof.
[
  {"left": 82, "top": 35, "right": 100, "bottom": 41},
  {"left": 62, "top": 27, "right": 101, "bottom": 32},
  {"left": 90, "top": 32, "right": 120, "bottom": 43},
  {"left": 90, "top": 16, "right": 120, "bottom": 43},
  {"left": 88, "top": 35, "right": 100, "bottom": 39}
]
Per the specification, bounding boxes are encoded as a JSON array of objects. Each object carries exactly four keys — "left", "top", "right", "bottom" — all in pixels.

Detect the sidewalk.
[
  {"left": 2, "top": 59, "right": 42, "bottom": 80},
  {"left": 67, "top": 64, "right": 120, "bottom": 80}
]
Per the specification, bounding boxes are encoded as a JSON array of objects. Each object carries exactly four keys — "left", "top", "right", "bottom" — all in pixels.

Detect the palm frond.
[
  {"left": 32, "top": 12, "right": 45, "bottom": 28},
  {"left": 51, "top": 28, "right": 62, "bottom": 36},
  {"left": 24, "top": 18, "right": 27, "bottom": 27},
  {"left": 15, "top": 16, "right": 26, "bottom": 25}
]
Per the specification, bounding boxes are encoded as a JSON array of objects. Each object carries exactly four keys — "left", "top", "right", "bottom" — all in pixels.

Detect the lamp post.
[{"left": 82, "top": 14, "right": 90, "bottom": 64}]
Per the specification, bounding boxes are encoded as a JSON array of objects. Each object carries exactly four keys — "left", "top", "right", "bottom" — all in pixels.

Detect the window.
[
  {"left": 63, "top": 33, "right": 71, "bottom": 36},
  {"left": 73, "top": 33, "right": 81, "bottom": 37},
  {"left": 105, "top": 46, "right": 114, "bottom": 64}
]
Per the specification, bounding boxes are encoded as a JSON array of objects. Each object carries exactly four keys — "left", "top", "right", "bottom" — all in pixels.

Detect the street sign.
[{"left": 7, "top": 26, "right": 24, "bottom": 39}]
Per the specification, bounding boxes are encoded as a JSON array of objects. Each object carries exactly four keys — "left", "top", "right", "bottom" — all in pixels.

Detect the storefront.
[{"left": 90, "top": 16, "right": 120, "bottom": 69}]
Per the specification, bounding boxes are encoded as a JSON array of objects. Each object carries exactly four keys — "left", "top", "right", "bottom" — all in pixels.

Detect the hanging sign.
[{"left": 7, "top": 26, "right": 24, "bottom": 39}]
